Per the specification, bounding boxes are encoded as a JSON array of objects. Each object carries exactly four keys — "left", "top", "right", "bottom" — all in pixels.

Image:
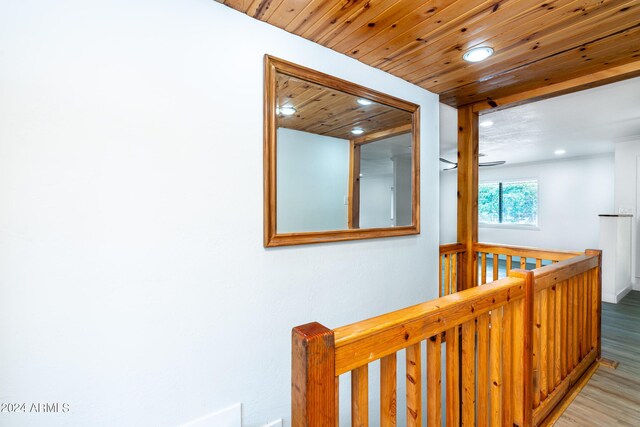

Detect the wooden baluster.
[
  {"left": 502, "top": 302, "right": 513, "bottom": 426},
  {"left": 352, "top": 365, "right": 369, "bottom": 427},
  {"left": 506, "top": 255, "right": 512, "bottom": 274},
  {"left": 536, "top": 259, "right": 542, "bottom": 269},
  {"left": 571, "top": 277, "right": 580, "bottom": 369},
  {"left": 481, "top": 252, "right": 487, "bottom": 285},
  {"left": 490, "top": 307, "right": 503, "bottom": 426},
  {"left": 554, "top": 282, "right": 562, "bottom": 387},
  {"left": 586, "top": 249, "right": 602, "bottom": 359},
  {"left": 406, "top": 343, "right": 422, "bottom": 427},
  {"left": 556, "top": 281, "right": 571, "bottom": 378},
  {"left": 493, "top": 254, "right": 499, "bottom": 280},
  {"left": 462, "top": 319, "right": 476, "bottom": 427},
  {"left": 547, "top": 285, "right": 556, "bottom": 394},
  {"left": 446, "top": 326, "right": 460, "bottom": 427},
  {"left": 292, "top": 322, "right": 337, "bottom": 426},
  {"left": 380, "top": 354, "right": 397, "bottom": 427},
  {"left": 427, "top": 334, "right": 442, "bottom": 427},
  {"left": 473, "top": 251, "right": 478, "bottom": 288},
  {"left": 586, "top": 271, "right": 592, "bottom": 352},
  {"left": 580, "top": 272, "right": 589, "bottom": 360},
  {"left": 590, "top": 267, "right": 598, "bottom": 352},
  {"left": 477, "top": 313, "right": 490, "bottom": 427},
  {"left": 444, "top": 254, "right": 451, "bottom": 297},
  {"left": 452, "top": 253, "right": 458, "bottom": 294},
  {"left": 533, "top": 287, "right": 541, "bottom": 409},
  {"left": 539, "top": 287, "right": 548, "bottom": 402},
  {"left": 512, "top": 298, "right": 524, "bottom": 427},
  {"left": 520, "top": 256, "right": 527, "bottom": 270},
  {"left": 576, "top": 273, "right": 582, "bottom": 360},
  {"left": 523, "top": 271, "right": 535, "bottom": 427},
  {"left": 565, "top": 278, "right": 572, "bottom": 375},
  {"left": 439, "top": 255, "right": 443, "bottom": 297}
]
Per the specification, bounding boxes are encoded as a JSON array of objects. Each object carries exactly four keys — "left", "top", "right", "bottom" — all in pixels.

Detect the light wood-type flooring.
[{"left": 555, "top": 291, "right": 640, "bottom": 426}]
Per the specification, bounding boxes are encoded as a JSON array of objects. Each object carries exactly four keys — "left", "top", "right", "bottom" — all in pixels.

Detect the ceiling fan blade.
[
  {"left": 439, "top": 157, "right": 457, "bottom": 165},
  {"left": 479, "top": 161, "right": 506, "bottom": 167}
]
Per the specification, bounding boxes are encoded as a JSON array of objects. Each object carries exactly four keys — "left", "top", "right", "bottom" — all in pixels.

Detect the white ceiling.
[
  {"left": 440, "top": 76, "right": 640, "bottom": 167},
  {"left": 361, "top": 133, "right": 412, "bottom": 176}
]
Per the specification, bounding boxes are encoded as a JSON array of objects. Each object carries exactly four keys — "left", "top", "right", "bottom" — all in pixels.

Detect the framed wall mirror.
[{"left": 264, "top": 55, "right": 420, "bottom": 247}]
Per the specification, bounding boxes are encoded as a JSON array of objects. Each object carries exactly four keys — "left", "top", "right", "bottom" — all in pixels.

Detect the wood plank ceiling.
[
  {"left": 277, "top": 72, "right": 412, "bottom": 139},
  {"left": 218, "top": 0, "right": 640, "bottom": 108}
]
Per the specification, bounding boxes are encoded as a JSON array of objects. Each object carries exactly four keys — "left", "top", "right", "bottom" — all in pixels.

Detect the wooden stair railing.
[
  {"left": 474, "top": 243, "right": 583, "bottom": 286},
  {"left": 294, "top": 247, "right": 602, "bottom": 427},
  {"left": 439, "top": 243, "right": 466, "bottom": 296}
]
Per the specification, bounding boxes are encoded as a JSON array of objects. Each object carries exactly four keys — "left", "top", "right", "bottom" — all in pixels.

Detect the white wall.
[
  {"left": 614, "top": 138, "right": 640, "bottom": 287},
  {"left": 0, "top": 1, "right": 440, "bottom": 427},
  {"left": 394, "top": 155, "right": 413, "bottom": 226},
  {"left": 277, "top": 128, "right": 349, "bottom": 233},
  {"left": 440, "top": 171, "right": 458, "bottom": 243},
  {"left": 360, "top": 174, "right": 393, "bottom": 228},
  {"left": 440, "top": 155, "right": 614, "bottom": 251}
]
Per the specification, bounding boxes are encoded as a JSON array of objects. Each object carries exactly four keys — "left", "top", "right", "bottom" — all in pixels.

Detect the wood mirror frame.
[{"left": 264, "top": 55, "right": 420, "bottom": 247}]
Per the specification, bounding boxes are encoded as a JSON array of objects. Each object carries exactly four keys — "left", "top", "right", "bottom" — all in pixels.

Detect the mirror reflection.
[
  {"left": 263, "top": 56, "right": 419, "bottom": 246},
  {"left": 275, "top": 72, "right": 414, "bottom": 234}
]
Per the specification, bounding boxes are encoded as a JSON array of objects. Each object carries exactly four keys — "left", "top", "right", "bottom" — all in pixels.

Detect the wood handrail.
[
  {"left": 294, "top": 245, "right": 603, "bottom": 426},
  {"left": 532, "top": 254, "right": 599, "bottom": 291},
  {"left": 474, "top": 242, "right": 582, "bottom": 261},
  {"left": 333, "top": 276, "right": 524, "bottom": 375},
  {"left": 440, "top": 242, "right": 466, "bottom": 255}
]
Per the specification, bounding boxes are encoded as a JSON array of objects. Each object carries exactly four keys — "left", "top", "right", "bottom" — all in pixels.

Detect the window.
[{"left": 479, "top": 179, "right": 538, "bottom": 226}]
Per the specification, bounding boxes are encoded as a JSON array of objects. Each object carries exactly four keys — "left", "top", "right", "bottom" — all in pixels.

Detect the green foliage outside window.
[{"left": 479, "top": 180, "right": 538, "bottom": 226}]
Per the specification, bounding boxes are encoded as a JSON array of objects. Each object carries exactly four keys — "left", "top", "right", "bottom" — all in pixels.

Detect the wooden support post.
[
  {"left": 457, "top": 105, "right": 479, "bottom": 290},
  {"left": 292, "top": 322, "right": 337, "bottom": 427},
  {"left": 586, "top": 249, "right": 603, "bottom": 359},
  {"left": 510, "top": 269, "right": 535, "bottom": 427},
  {"left": 348, "top": 142, "right": 361, "bottom": 229}
]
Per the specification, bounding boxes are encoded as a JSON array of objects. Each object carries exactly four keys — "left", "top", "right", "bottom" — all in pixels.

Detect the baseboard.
[
  {"left": 603, "top": 285, "right": 633, "bottom": 304},
  {"left": 602, "top": 292, "right": 616, "bottom": 303},
  {"left": 615, "top": 286, "right": 632, "bottom": 302},
  {"left": 538, "top": 361, "right": 600, "bottom": 426}
]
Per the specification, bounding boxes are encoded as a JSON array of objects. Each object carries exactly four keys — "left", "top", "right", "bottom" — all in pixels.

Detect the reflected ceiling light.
[
  {"left": 277, "top": 106, "right": 296, "bottom": 116},
  {"left": 351, "top": 128, "right": 365, "bottom": 135},
  {"left": 554, "top": 149, "right": 566, "bottom": 155},
  {"left": 357, "top": 98, "right": 373, "bottom": 106},
  {"left": 480, "top": 120, "right": 494, "bottom": 128},
  {"left": 463, "top": 46, "right": 494, "bottom": 62}
]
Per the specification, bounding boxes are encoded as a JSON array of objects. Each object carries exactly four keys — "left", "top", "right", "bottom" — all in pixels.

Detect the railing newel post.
[
  {"left": 508, "top": 268, "right": 535, "bottom": 427},
  {"left": 585, "top": 249, "right": 603, "bottom": 360},
  {"left": 292, "top": 322, "right": 336, "bottom": 427}
]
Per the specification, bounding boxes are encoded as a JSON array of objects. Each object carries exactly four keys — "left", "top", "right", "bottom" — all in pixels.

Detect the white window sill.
[{"left": 479, "top": 223, "right": 540, "bottom": 231}]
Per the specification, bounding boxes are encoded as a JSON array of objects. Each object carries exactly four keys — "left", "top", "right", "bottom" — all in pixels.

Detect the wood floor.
[{"left": 555, "top": 290, "right": 640, "bottom": 426}]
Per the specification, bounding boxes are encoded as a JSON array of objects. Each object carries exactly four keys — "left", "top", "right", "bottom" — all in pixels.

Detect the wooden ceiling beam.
[
  {"left": 400, "top": 0, "right": 626, "bottom": 85},
  {"left": 469, "top": 60, "right": 640, "bottom": 113},
  {"left": 423, "top": 0, "right": 640, "bottom": 94},
  {"left": 440, "top": 24, "right": 640, "bottom": 106},
  {"left": 218, "top": 0, "right": 640, "bottom": 108}
]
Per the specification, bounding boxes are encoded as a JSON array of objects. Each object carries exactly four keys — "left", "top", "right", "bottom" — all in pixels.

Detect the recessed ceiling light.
[
  {"left": 277, "top": 106, "right": 296, "bottom": 116},
  {"left": 351, "top": 128, "right": 365, "bottom": 135},
  {"left": 554, "top": 149, "right": 566, "bottom": 155},
  {"left": 480, "top": 120, "right": 494, "bottom": 128},
  {"left": 463, "top": 46, "right": 494, "bottom": 63},
  {"left": 357, "top": 98, "right": 373, "bottom": 106}
]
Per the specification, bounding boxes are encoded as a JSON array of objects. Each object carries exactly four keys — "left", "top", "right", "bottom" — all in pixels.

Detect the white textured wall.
[
  {"left": 277, "top": 128, "right": 349, "bottom": 233},
  {"left": 360, "top": 174, "right": 393, "bottom": 228},
  {"left": 440, "top": 155, "right": 614, "bottom": 251},
  {"left": 439, "top": 170, "right": 458, "bottom": 243},
  {"left": 614, "top": 138, "right": 640, "bottom": 286},
  {"left": 0, "top": 1, "right": 440, "bottom": 426}
]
